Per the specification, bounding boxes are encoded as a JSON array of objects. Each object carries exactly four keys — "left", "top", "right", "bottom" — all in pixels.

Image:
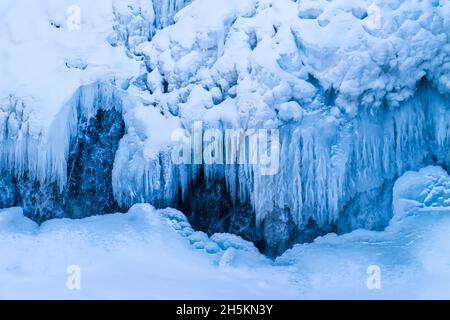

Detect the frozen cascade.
[
  {"left": 3, "top": 80, "right": 443, "bottom": 254},
  {"left": 112, "top": 0, "right": 449, "bottom": 254},
  {"left": 110, "top": 0, "right": 192, "bottom": 53},
  {"left": 0, "top": 0, "right": 191, "bottom": 194},
  {"left": 113, "top": 83, "right": 450, "bottom": 255},
  {"left": 0, "top": 0, "right": 449, "bottom": 255},
  {"left": 153, "top": 0, "right": 193, "bottom": 29},
  {"left": 0, "top": 83, "right": 129, "bottom": 221}
]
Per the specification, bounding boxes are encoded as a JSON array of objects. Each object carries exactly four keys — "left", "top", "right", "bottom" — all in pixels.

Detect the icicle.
[
  {"left": 111, "top": 84, "right": 449, "bottom": 238},
  {"left": 152, "top": 0, "right": 192, "bottom": 29}
]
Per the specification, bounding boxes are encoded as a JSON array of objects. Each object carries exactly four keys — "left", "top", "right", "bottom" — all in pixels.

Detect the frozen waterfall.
[{"left": 0, "top": 0, "right": 448, "bottom": 255}]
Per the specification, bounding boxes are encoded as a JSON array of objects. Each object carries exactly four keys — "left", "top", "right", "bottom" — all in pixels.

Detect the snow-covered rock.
[{"left": 393, "top": 166, "right": 450, "bottom": 216}]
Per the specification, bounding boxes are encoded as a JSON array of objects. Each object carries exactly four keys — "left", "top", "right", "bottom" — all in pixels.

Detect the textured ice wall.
[
  {"left": 112, "top": 0, "right": 450, "bottom": 253},
  {"left": 113, "top": 83, "right": 449, "bottom": 255},
  {"left": 110, "top": 0, "right": 192, "bottom": 53},
  {"left": 0, "top": 0, "right": 449, "bottom": 254},
  {"left": 0, "top": 0, "right": 190, "bottom": 187},
  {"left": 153, "top": 0, "right": 192, "bottom": 29},
  {"left": 0, "top": 83, "right": 129, "bottom": 220}
]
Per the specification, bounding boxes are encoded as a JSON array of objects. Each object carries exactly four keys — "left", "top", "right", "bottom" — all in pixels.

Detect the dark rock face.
[
  {"left": 19, "top": 177, "right": 65, "bottom": 222},
  {"left": 0, "top": 172, "right": 19, "bottom": 209},
  {"left": 65, "top": 108, "right": 125, "bottom": 218},
  {"left": 258, "top": 207, "right": 297, "bottom": 257},
  {"left": 0, "top": 172, "right": 65, "bottom": 222},
  {"left": 0, "top": 107, "right": 125, "bottom": 222}
]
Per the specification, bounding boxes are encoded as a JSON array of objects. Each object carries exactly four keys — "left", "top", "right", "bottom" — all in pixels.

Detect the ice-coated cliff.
[{"left": 0, "top": 0, "right": 449, "bottom": 255}]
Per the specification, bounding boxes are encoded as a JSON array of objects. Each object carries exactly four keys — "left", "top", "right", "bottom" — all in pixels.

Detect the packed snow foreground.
[
  {"left": 0, "top": 0, "right": 450, "bottom": 297},
  {"left": 1, "top": 166, "right": 450, "bottom": 299}
]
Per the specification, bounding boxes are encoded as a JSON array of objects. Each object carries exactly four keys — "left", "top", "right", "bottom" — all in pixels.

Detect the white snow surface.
[{"left": 1, "top": 166, "right": 450, "bottom": 299}]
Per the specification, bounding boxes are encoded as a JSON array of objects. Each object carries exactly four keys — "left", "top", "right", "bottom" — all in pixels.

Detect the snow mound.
[{"left": 393, "top": 166, "right": 450, "bottom": 216}]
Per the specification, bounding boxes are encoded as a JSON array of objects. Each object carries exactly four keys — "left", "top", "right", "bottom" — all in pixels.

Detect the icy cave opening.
[
  {"left": 173, "top": 167, "right": 338, "bottom": 257},
  {"left": 175, "top": 168, "right": 258, "bottom": 249},
  {"left": 174, "top": 170, "right": 393, "bottom": 258}
]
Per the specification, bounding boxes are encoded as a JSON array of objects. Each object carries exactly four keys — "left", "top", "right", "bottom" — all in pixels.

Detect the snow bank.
[
  {"left": 0, "top": 204, "right": 292, "bottom": 299},
  {"left": 1, "top": 167, "right": 450, "bottom": 299}
]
